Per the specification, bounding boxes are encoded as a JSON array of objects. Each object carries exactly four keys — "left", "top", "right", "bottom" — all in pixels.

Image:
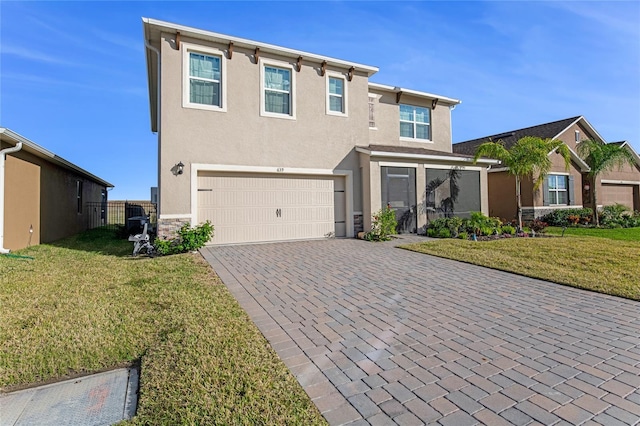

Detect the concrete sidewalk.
[{"left": 1, "top": 368, "right": 138, "bottom": 426}]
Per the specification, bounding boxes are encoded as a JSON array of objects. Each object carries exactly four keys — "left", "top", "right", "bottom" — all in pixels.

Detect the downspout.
[
  {"left": 0, "top": 142, "right": 23, "bottom": 253},
  {"left": 144, "top": 36, "right": 161, "bottom": 218}
]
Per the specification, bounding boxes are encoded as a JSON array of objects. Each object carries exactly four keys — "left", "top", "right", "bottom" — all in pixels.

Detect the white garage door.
[{"left": 198, "top": 172, "right": 346, "bottom": 245}]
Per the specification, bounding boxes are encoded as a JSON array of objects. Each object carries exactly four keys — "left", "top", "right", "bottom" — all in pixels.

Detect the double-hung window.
[
  {"left": 260, "top": 61, "right": 295, "bottom": 118},
  {"left": 400, "top": 104, "right": 431, "bottom": 141},
  {"left": 548, "top": 175, "right": 568, "bottom": 205},
  {"left": 183, "top": 44, "right": 226, "bottom": 111},
  {"left": 327, "top": 74, "right": 347, "bottom": 116}
]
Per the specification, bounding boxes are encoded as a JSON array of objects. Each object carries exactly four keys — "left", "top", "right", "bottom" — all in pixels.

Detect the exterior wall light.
[
  {"left": 584, "top": 183, "right": 590, "bottom": 191},
  {"left": 176, "top": 161, "right": 184, "bottom": 175}
]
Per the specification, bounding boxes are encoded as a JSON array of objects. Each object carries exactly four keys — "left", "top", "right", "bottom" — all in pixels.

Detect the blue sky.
[{"left": 2, "top": 1, "right": 639, "bottom": 200}]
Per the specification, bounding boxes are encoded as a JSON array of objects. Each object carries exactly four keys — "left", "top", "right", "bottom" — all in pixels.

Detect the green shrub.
[
  {"left": 501, "top": 225, "right": 516, "bottom": 235},
  {"left": 427, "top": 217, "right": 462, "bottom": 238},
  {"left": 155, "top": 221, "right": 214, "bottom": 255},
  {"left": 458, "top": 232, "right": 468, "bottom": 240},
  {"left": 426, "top": 228, "right": 437, "bottom": 238},
  {"left": 463, "top": 212, "right": 502, "bottom": 236},
  {"left": 364, "top": 206, "right": 397, "bottom": 241},
  {"left": 437, "top": 228, "right": 451, "bottom": 238},
  {"left": 541, "top": 208, "right": 592, "bottom": 226}
]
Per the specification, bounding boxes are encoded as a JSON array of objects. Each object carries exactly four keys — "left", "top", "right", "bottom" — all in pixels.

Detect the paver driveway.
[{"left": 201, "top": 237, "right": 640, "bottom": 425}]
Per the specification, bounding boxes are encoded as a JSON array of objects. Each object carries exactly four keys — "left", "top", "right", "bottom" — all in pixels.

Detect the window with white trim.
[
  {"left": 400, "top": 104, "right": 430, "bottom": 140},
  {"left": 263, "top": 65, "right": 292, "bottom": 115},
  {"left": 548, "top": 175, "right": 568, "bottom": 205},
  {"left": 183, "top": 44, "right": 226, "bottom": 111},
  {"left": 327, "top": 75, "right": 346, "bottom": 115}
]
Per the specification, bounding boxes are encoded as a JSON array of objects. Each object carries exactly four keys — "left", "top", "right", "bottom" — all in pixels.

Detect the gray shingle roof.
[
  {"left": 368, "top": 144, "right": 474, "bottom": 158},
  {"left": 452, "top": 116, "right": 582, "bottom": 156}
]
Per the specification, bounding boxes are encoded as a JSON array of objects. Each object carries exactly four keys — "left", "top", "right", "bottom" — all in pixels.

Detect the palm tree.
[
  {"left": 577, "top": 139, "right": 636, "bottom": 226},
  {"left": 473, "top": 136, "right": 571, "bottom": 231}
]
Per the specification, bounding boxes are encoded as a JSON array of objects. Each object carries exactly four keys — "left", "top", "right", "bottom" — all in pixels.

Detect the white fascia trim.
[
  {"left": 620, "top": 142, "right": 640, "bottom": 168},
  {"left": 143, "top": 17, "right": 378, "bottom": 76},
  {"left": 488, "top": 167, "right": 509, "bottom": 173},
  {"left": 159, "top": 213, "right": 192, "bottom": 219},
  {"left": 0, "top": 128, "right": 113, "bottom": 187},
  {"left": 423, "top": 164, "right": 484, "bottom": 171},
  {"left": 190, "top": 164, "right": 354, "bottom": 237},
  {"left": 182, "top": 42, "right": 227, "bottom": 112},
  {"left": 260, "top": 57, "right": 296, "bottom": 120},
  {"left": 368, "top": 82, "right": 461, "bottom": 105},
  {"left": 601, "top": 179, "right": 640, "bottom": 185},
  {"left": 549, "top": 171, "right": 571, "bottom": 176},
  {"left": 356, "top": 147, "right": 499, "bottom": 165},
  {"left": 379, "top": 161, "right": 420, "bottom": 168}
]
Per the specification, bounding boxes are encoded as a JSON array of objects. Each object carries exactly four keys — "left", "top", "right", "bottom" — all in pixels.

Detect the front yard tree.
[
  {"left": 473, "top": 136, "right": 571, "bottom": 231},
  {"left": 578, "top": 139, "right": 636, "bottom": 227}
]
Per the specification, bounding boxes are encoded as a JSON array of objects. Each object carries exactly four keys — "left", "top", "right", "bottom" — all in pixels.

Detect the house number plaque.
[{"left": 276, "top": 167, "right": 284, "bottom": 172}]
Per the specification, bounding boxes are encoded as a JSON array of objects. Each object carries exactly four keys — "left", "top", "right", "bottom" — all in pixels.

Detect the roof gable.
[{"left": 453, "top": 116, "right": 581, "bottom": 155}]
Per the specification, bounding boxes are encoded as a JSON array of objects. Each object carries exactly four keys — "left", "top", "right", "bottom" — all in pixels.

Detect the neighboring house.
[
  {"left": 0, "top": 128, "right": 113, "bottom": 252},
  {"left": 142, "top": 18, "right": 498, "bottom": 245},
  {"left": 453, "top": 116, "right": 640, "bottom": 221}
]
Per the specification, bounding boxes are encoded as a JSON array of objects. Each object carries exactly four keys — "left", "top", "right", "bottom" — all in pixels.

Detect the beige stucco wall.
[
  {"left": 368, "top": 89, "right": 453, "bottom": 153},
  {"left": 3, "top": 147, "right": 107, "bottom": 250},
  {"left": 159, "top": 33, "right": 371, "bottom": 217}
]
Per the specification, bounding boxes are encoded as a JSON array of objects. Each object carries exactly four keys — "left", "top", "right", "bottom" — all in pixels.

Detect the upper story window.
[
  {"left": 326, "top": 74, "right": 347, "bottom": 116},
  {"left": 400, "top": 104, "right": 431, "bottom": 141},
  {"left": 183, "top": 44, "right": 227, "bottom": 112},
  {"left": 575, "top": 130, "right": 580, "bottom": 143},
  {"left": 260, "top": 58, "right": 295, "bottom": 119},
  {"left": 547, "top": 175, "right": 568, "bottom": 205}
]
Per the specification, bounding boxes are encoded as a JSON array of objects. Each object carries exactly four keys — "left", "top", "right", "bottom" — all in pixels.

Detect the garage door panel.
[
  {"left": 602, "top": 184, "right": 634, "bottom": 210},
  {"left": 198, "top": 172, "right": 343, "bottom": 244}
]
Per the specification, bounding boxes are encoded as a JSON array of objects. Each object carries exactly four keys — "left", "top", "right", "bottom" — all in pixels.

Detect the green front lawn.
[
  {"left": 402, "top": 230, "right": 640, "bottom": 301},
  {"left": 0, "top": 228, "right": 325, "bottom": 425},
  {"left": 546, "top": 226, "right": 640, "bottom": 241}
]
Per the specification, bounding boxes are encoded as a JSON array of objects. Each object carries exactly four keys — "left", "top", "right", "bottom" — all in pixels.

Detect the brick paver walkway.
[{"left": 201, "top": 237, "right": 640, "bottom": 425}]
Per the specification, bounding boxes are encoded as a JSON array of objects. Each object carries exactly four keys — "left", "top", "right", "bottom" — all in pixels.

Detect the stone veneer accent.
[
  {"left": 353, "top": 214, "right": 364, "bottom": 235},
  {"left": 157, "top": 217, "right": 191, "bottom": 239}
]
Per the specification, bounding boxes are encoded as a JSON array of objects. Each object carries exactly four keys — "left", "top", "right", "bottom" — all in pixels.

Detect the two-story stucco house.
[{"left": 143, "top": 18, "right": 497, "bottom": 245}]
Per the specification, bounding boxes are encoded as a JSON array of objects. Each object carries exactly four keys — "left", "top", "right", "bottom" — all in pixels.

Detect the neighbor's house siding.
[
  {"left": 2, "top": 137, "right": 110, "bottom": 251},
  {"left": 158, "top": 32, "right": 370, "bottom": 219},
  {"left": 487, "top": 172, "right": 516, "bottom": 220},
  {"left": 596, "top": 161, "right": 640, "bottom": 211}
]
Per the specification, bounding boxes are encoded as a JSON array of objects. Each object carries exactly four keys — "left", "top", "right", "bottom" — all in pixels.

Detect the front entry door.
[{"left": 381, "top": 167, "right": 416, "bottom": 234}]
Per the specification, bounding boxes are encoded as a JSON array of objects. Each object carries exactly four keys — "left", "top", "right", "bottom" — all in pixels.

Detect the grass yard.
[
  {"left": 0, "top": 228, "right": 326, "bottom": 425},
  {"left": 402, "top": 230, "right": 640, "bottom": 301},
  {"left": 546, "top": 226, "right": 640, "bottom": 241}
]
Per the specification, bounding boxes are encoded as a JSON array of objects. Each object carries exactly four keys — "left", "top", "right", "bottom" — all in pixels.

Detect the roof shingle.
[{"left": 452, "top": 116, "right": 582, "bottom": 155}]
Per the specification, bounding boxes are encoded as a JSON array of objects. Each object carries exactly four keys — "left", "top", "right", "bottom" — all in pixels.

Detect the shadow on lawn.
[{"left": 47, "top": 227, "right": 153, "bottom": 259}]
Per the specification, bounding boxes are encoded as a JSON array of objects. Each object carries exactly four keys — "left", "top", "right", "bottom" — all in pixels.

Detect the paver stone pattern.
[{"left": 201, "top": 237, "right": 640, "bottom": 425}]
